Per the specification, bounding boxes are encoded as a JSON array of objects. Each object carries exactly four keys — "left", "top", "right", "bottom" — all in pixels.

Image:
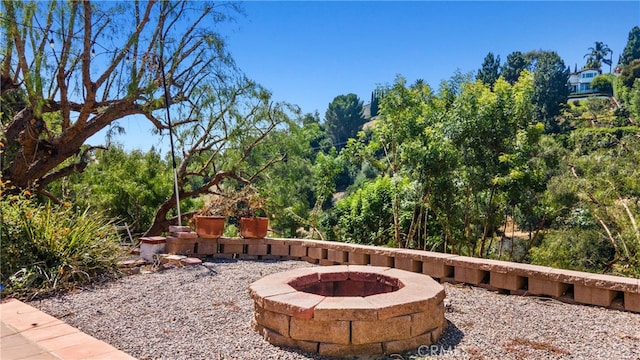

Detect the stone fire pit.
[{"left": 249, "top": 265, "right": 446, "bottom": 357}]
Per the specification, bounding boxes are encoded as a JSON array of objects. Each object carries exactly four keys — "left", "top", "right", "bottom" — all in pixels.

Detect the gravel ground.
[{"left": 30, "top": 259, "right": 640, "bottom": 360}]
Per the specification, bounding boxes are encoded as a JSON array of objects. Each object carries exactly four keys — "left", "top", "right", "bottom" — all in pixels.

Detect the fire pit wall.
[{"left": 249, "top": 265, "right": 446, "bottom": 357}]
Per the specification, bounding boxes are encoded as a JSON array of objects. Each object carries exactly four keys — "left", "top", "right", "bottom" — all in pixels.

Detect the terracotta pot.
[
  {"left": 194, "top": 216, "right": 225, "bottom": 239},
  {"left": 239, "top": 217, "right": 269, "bottom": 239}
]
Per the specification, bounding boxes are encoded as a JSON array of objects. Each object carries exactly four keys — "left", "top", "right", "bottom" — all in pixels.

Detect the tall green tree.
[
  {"left": 619, "top": 26, "right": 640, "bottom": 67},
  {"left": 370, "top": 88, "right": 386, "bottom": 118},
  {"left": 584, "top": 41, "right": 612, "bottom": 72},
  {"left": 333, "top": 73, "right": 544, "bottom": 256},
  {"left": 529, "top": 51, "right": 570, "bottom": 133},
  {"left": 375, "top": 77, "right": 438, "bottom": 248},
  {"left": 501, "top": 51, "right": 530, "bottom": 85},
  {"left": 476, "top": 52, "right": 501, "bottom": 88},
  {"left": 324, "top": 94, "right": 365, "bottom": 150}
]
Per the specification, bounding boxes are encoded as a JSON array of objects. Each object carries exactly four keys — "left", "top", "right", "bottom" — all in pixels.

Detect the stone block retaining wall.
[{"left": 159, "top": 231, "right": 640, "bottom": 313}]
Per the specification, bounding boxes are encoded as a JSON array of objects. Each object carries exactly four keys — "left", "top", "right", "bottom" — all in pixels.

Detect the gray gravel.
[{"left": 30, "top": 259, "right": 640, "bottom": 360}]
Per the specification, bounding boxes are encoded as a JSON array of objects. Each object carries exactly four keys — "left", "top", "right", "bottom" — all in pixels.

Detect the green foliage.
[
  {"left": 52, "top": 145, "right": 177, "bottom": 235},
  {"left": 583, "top": 41, "right": 612, "bottom": 71},
  {"left": 0, "top": 87, "right": 26, "bottom": 125},
  {"left": 619, "top": 59, "right": 640, "bottom": 88},
  {"left": 327, "top": 73, "right": 549, "bottom": 256},
  {"left": 538, "top": 128, "right": 640, "bottom": 275},
  {"left": 590, "top": 75, "right": 613, "bottom": 95},
  {"left": 324, "top": 94, "right": 366, "bottom": 150},
  {"left": 476, "top": 52, "right": 501, "bottom": 88},
  {"left": 247, "top": 112, "right": 322, "bottom": 237},
  {"left": 630, "top": 79, "right": 640, "bottom": 121},
  {"left": 530, "top": 229, "right": 615, "bottom": 272},
  {"left": 370, "top": 88, "right": 386, "bottom": 118},
  {"left": 501, "top": 51, "right": 530, "bottom": 85},
  {"left": 0, "top": 87, "right": 27, "bottom": 167},
  {"left": 529, "top": 51, "right": 570, "bottom": 133},
  {"left": 313, "top": 150, "right": 343, "bottom": 206},
  {"left": 1, "top": 190, "right": 121, "bottom": 299},
  {"left": 619, "top": 26, "right": 640, "bottom": 67},
  {"left": 332, "top": 176, "right": 396, "bottom": 246},
  {"left": 613, "top": 62, "right": 640, "bottom": 121},
  {"left": 563, "top": 96, "right": 617, "bottom": 129}
]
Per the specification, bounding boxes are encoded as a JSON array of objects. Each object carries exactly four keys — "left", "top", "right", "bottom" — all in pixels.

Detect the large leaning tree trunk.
[{"left": 0, "top": 0, "right": 237, "bottom": 194}]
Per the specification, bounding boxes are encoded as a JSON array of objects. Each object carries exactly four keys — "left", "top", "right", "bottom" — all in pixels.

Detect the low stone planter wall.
[
  {"left": 249, "top": 266, "right": 446, "bottom": 357},
  {"left": 161, "top": 228, "right": 640, "bottom": 313}
]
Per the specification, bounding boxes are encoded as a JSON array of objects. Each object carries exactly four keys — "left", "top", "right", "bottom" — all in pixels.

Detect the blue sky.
[
  {"left": 227, "top": 1, "right": 638, "bottom": 113},
  {"left": 104, "top": 1, "right": 640, "bottom": 152}
]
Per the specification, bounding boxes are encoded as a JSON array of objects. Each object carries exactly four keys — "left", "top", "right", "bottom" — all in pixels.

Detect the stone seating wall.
[{"left": 158, "top": 230, "right": 640, "bottom": 313}]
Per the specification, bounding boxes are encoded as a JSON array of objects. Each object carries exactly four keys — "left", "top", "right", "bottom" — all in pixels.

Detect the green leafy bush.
[
  {"left": 331, "top": 176, "right": 396, "bottom": 246},
  {"left": 58, "top": 146, "right": 176, "bottom": 235},
  {"left": 529, "top": 229, "right": 615, "bottom": 273},
  {"left": 1, "top": 190, "right": 121, "bottom": 299}
]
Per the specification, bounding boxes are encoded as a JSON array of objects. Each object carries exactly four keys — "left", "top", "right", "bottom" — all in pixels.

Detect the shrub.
[
  {"left": 0, "top": 190, "right": 122, "bottom": 299},
  {"left": 529, "top": 228, "right": 615, "bottom": 273},
  {"left": 332, "top": 176, "right": 395, "bottom": 246}
]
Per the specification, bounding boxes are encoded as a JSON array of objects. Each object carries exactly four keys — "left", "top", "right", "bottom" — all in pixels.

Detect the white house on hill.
[{"left": 568, "top": 68, "right": 600, "bottom": 95}]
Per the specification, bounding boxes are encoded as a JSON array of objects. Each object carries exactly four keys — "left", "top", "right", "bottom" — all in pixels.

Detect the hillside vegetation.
[{"left": 1, "top": 1, "right": 639, "bottom": 298}]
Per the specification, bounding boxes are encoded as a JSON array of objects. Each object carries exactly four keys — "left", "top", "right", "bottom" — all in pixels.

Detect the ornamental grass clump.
[{"left": 0, "top": 189, "right": 122, "bottom": 299}]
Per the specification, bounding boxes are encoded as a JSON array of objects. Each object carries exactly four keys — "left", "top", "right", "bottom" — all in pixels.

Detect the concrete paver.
[{"left": 1, "top": 299, "right": 136, "bottom": 360}]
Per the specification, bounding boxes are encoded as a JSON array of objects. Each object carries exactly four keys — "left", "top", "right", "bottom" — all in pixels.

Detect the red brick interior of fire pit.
[{"left": 289, "top": 273, "right": 403, "bottom": 297}]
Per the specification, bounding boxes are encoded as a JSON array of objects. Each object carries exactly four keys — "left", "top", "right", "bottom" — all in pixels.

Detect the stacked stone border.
[
  {"left": 249, "top": 265, "right": 446, "bottom": 357},
  {"left": 159, "top": 229, "right": 640, "bottom": 313}
]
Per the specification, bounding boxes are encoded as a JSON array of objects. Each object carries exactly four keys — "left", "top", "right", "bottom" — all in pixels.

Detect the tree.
[
  {"left": 1, "top": 1, "right": 300, "bottom": 236},
  {"left": 307, "top": 149, "right": 342, "bottom": 239},
  {"left": 476, "top": 52, "right": 501, "bottom": 88},
  {"left": 619, "top": 26, "right": 640, "bottom": 67},
  {"left": 370, "top": 88, "right": 386, "bottom": 118},
  {"left": 250, "top": 113, "right": 325, "bottom": 238},
  {"left": 619, "top": 59, "right": 640, "bottom": 88},
  {"left": 584, "top": 41, "right": 612, "bottom": 73},
  {"left": 612, "top": 61, "right": 640, "bottom": 123},
  {"left": 141, "top": 81, "right": 298, "bottom": 235},
  {"left": 501, "top": 51, "right": 530, "bottom": 85},
  {"left": 590, "top": 75, "right": 613, "bottom": 95},
  {"left": 1, "top": 1, "right": 238, "bottom": 192},
  {"left": 331, "top": 73, "right": 545, "bottom": 257},
  {"left": 437, "top": 70, "right": 474, "bottom": 108},
  {"left": 529, "top": 51, "right": 570, "bottom": 133},
  {"left": 324, "top": 94, "right": 365, "bottom": 150},
  {"left": 370, "top": 92, "right": 379, "bottom": 118}
]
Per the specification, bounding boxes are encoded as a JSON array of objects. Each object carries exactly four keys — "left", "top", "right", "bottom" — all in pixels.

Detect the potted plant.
[
  {"left": 233, "top": 186, "right": 269, "bottom": 239},
  {"left": 193, "top": 195, "right": 230, "bottom": 239},
  {"left": 194, "top": 185, "right": 269, "bottom": 239}
]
